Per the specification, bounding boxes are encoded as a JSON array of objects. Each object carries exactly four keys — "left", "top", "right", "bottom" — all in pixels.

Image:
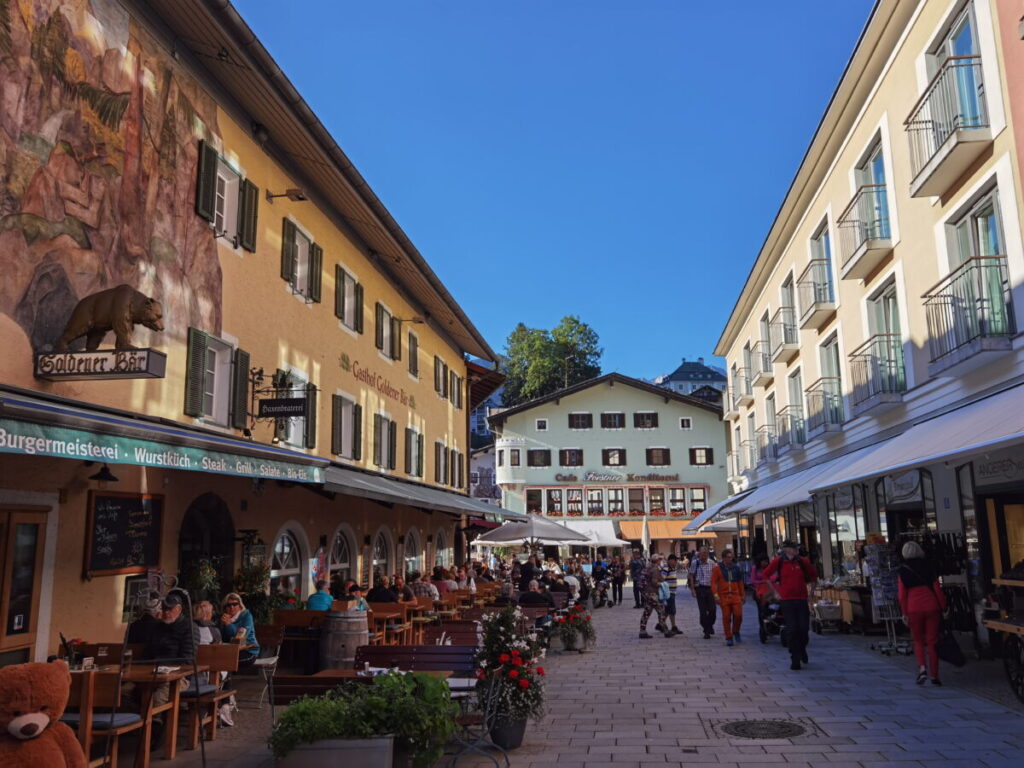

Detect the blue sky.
[{"left": 234, "top": 0, "right": 875, "bottom": 378}]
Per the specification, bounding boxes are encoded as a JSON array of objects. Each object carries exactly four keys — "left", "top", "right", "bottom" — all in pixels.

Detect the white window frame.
[
  {"left": 408, "top": 427, "right": 422, "bottom": 476},
  {"left": 568, "top": 411, "right": 592, "bottom": 430},
  {"left": 603, "top": 447, "right": 626, "bottom": 467},
  {"left": 679, "top": 417, "right": 692, "bottom": 430},
  {"left": 292, "top": 228, "right": 312, "bottom": 299},
  {"left": 601, "top": 411, "right": 625, "bottom": 430},
  {"left": 690, "top": 446, "right": 713, "bottom": 466},
  {"left": 646, "top": 446, "right": 671, "bottom": 467},
  {"left": 282, "top": 368, "right": 308, "bottom": 448},
  {"left": 690, "top": 487, "right": 707, "bottom": 512},
  {"left": 378, "top": 302, "right": 395, "bottom": 362},
  {"left": 337, "top": 265, "right": 359, "bottom": 331},
  {"left": 407, "top": 331, "right": 419, "bottom": 378},
  {"left": 633, "top": 411, "right": 658, "bottom": 430},
  {"left": 329, "top": 524, "right": 356, "bottom": 585},
  {"left": 201, "top": 335, "right": 233, "bottom": 427},
  {"left": 535, "top": 419, "right": 548, "bottom": 432},
  {"left": 559, "top": 447, "right": 583, "bottom": 468},
  {"left": 213, "top": 160, "right": 240, "bottom": 243},
  {"left": 374, "top": 411, "right": 393, "bottom": 468},
  {"left": 669, "top": 488, "right": 687, "bottom": 514},
  {"left": 333, "top": 391, "right": 357, "bottom": 460}
]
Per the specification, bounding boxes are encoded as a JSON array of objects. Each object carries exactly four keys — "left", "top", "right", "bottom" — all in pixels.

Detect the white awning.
[
  {"left": 810, "top": 383, "right": 1024, "bottom": 493},
  {"left": 559, "top": 519, "right": 631, "bottom": 547},
  {"left": 703, "top": 516, "right": 738, "bottom": 533},
  {"left": 684, "top": 490, "right": 754, "bottom": 531},
  {"left": 732, "top": 450, "right": 873, "bottom": 517}
]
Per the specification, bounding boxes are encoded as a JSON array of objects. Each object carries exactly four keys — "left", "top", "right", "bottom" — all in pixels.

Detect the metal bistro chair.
[
  {"left": 447, "top": 677, "right": 510, "bottom": 768},
  {"left": 237, "top": 624, "right": 284, "bottom": 723}
]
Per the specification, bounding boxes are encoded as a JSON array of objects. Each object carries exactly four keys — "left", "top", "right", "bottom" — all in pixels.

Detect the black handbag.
[{"left": 936, "top": 623, "right": 967, "bottom": 667}]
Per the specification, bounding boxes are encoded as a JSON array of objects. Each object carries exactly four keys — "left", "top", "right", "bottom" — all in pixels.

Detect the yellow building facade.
[{"left": 0, "top": 0, "right": 507, "bottom": 662}]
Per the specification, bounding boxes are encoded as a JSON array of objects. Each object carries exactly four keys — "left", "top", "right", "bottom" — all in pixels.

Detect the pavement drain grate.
[{"left": 719, "top": 719, "right": 808, "bottom": 740}]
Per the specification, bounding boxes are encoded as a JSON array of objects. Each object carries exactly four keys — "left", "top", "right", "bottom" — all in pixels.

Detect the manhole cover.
[{"left": 719, "top": 719, "right": 807, "bottom": 739}]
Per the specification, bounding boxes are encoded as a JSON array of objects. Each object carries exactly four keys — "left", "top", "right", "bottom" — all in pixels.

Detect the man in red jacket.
[{"left": 763, "top": 541, "right": 818, "bottom": 670}]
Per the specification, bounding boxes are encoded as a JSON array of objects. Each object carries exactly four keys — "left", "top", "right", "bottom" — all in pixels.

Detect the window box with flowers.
[{"left": 474, "top": 606, "right": 546, "bottom": 750}]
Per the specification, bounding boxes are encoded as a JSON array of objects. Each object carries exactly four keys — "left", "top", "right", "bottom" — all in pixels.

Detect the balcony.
[
  {"left": 723, "top": 387, "right": 740, "bottom": 421},
  {"left": 770, "top": 307, "right": 799, "bottom": 364},
  {"left": 805, "top": 377, "right": 843, "bottom": 438},
  {"left": 849, "top": 334, "right": 906, "bottom": 417},
  {"left": 776, "top": 405, "right": 806, "bottom": 455},
  {"left": 751, "top": 341, "right": 774, "bottom": 387},
  {"left": 756, "top": 426, "right": 778, "bottom": 465},
  {"left": 797, "top": 259, "right": 837, "bottom": 330},
  {"left": 906, "top": 55, "right": 992, "bottom": 198},
  {"left": 727, "top": 450, "right": 744, "bottom": 483},
  {"left": 494, "top": 437, "right": 526, "bottom": 487},
  {"left": 741, "top": 439, "right": 759, "bottom": 473},
  {"left": 923, "top": 256, "right": 1015, "bottom": 377},
  {"left": 735, "top": 368, "right": 754, "bottom": 407},
  {"left": 838, "top": 185, "right": 893, "bottom": 280}
]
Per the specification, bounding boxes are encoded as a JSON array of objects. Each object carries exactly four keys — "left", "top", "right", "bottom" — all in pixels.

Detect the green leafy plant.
[
  {"left": 180, "top": 558, "right": 221, "bottom": 595},
  {"left": 233, "top": 560, "right": 286, "bottom": 626},
  {"left": 555, "top": 604, "right": 595, "bottom": 648},
  {"left": 475, "top": 606, "right": 546, "bottom": 722},
  {"left": 268, "top": 672, "right": 457, "bottom": 766}
]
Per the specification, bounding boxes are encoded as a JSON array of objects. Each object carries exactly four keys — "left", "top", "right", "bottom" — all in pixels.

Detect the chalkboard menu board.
[{"left": 84, "top": 491, "right": 163, "bottom": 577}]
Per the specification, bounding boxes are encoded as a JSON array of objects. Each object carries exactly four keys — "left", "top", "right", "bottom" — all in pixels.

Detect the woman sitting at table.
[
  {"left": 192, "top": 601, "right": 222, "bottom": 645},
  {"left": 219, "top": 593, "right": 259, "bottom": 664}
]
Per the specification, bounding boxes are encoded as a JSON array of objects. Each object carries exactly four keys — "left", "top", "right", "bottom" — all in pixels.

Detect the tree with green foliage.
[{"left": 501, "top": 316, "right": 602, "bottom": 406}]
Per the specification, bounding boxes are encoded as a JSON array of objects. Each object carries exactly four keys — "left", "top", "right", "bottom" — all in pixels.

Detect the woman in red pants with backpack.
[{"left": 898, "top": 541, "right": 947, "bottom": 686}]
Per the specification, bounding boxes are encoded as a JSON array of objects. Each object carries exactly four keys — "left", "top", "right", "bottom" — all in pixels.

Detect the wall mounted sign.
[
  {"left": 35, "top": 349, "right": 167, "bottom": 381},
  {"left": 0, "top": 418, "right": 324, "bottom": 482},
  {"left": 344, "top": 357, "right": 416, "bottom": 408},
  {"left": 884, "top": 470, "right": 922, "bottom": 504},
  {"left": 975, "top": 448, "right": 1024, "bottom": 487},
  {"left": 84, "top": 491, "right": 163, "bottom": 578},
  {"left": 258, "top": 397, "right": 306, "bottom": 418},
  {"left": 553, "top": 470, "right": 679, "bottom": 483}
]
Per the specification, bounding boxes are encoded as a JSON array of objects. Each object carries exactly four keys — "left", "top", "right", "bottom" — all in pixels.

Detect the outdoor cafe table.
[
  {"left": 312, "top": 668, "right": 452, "bottom": 679},
  {"left": 404, "top": 603, "right": 433, "bottom": 643},
  {"left": 368, "top": 611, "right": 401, "bottom": 644}
]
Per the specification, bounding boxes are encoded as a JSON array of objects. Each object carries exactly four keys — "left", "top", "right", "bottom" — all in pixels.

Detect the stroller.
[
  {"left": 756, "top": 584, "right": 788, "bottom": 646},
  {"left": 591, "top": 576, "right": 612, "bottom": 608}
]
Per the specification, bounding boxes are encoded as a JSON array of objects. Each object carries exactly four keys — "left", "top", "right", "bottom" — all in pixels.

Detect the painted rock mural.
[{"left": 0, "top": 0, "right": 222, "bottom": 352}]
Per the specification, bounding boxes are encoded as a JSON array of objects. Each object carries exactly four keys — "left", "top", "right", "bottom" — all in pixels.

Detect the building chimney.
[
  {"left": 698, "top": 357, "right": 704, "bottom": 365},
  {"left": 681, "top": 357, "right": 686, "bottom": 363}
]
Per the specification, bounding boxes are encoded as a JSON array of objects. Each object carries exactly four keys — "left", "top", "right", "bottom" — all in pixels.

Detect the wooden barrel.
[{"left": 319, "top": 610, "right": 369, "bottom": 670}]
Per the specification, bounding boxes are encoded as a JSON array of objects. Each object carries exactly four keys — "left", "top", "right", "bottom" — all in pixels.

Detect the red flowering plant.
[
  {"left": 474, "top": 606, "right": 546, "bottom": 723},
  {"left": 556, "top": 604, "right": 596, "bottom": 649}
]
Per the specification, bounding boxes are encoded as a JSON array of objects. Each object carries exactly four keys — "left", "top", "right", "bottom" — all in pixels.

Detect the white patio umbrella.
[
  {"left": 474, "top": 515, "right": 589, "bottom": 552},
  {"left": 641, "top": 516, "right": 651, "bottom": 555}
]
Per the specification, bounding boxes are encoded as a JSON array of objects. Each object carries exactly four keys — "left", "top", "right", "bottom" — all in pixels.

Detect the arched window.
[
  {"left": 329, "top": 527, "right": 354, "bottom": 596},
  {"left": 403, "top": 529, "right": 422, "bottom": 576},
  {"left": 372, "top": 530, "right": 390, "bottom": 581},
  {"left": 270, "top": 530, "right": 302, "bottom": 596},
  {"left": 434, "top": 529, "right": 449, "bottom": 568}
]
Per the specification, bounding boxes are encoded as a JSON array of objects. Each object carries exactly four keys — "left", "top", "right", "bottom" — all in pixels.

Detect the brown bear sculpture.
[{"left": 55, "top": 285, "right": 164, "bottom": 351}]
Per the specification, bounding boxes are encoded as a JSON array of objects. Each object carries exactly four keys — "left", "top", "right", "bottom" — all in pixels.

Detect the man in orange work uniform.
[{"left": 711, "top": 549, "right": 746, "bottom": 646}]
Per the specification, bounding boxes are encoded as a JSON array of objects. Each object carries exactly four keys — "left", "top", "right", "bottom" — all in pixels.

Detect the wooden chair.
[
  {"left": 424, "top": 621, "right": 482, "bottom": 647},
  {"left": 252, "top": 624, "right": 285, "bottom": 717},
  {"left": 435, "top": 595, "right": 460, "bottom": 619},
  {"left": 364, "top": 610, "right": 387, "bottom": 646},
  {"left": 367, "top": 602, "right": 413, "bottom": 645},
  {"left": 182, "top": 643, "right": 239, "bottom": 750},
  {"left": 62, "top": 669, "right": 148, "bottom": 768},
  {"left": 353, "top": 644, "right": 478, "bottom": 676},
  {"left": 74, "top": 643, "right": 141, "bottom": 666}
]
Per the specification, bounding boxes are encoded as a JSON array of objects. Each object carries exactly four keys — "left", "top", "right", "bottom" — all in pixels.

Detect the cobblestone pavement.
[{"left": 123, "top": 593, "right": 1024, "bottom": 767}]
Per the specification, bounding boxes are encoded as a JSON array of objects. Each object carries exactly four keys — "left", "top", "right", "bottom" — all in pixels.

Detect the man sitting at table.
[
  {"left": 393, "top": 575, "right": 417, "bottom": 604},
  {"left": 306, "top": 580, "right": 334, "bottom": 611},
  {"left": 367, "top": 576, "right": 399, "bottom": 603},
  {"left": 410, "top": 571, "right": 440, "bottom": 601},
  {"left": 518, "top": 580, "right": 556, "bottom": 609}
]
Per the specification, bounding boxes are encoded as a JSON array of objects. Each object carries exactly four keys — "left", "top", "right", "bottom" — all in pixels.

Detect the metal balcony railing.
[
  {"left": 751, "top": 340, "right": 773, "bottom": 379},
  {"left": 769, "top": 307, "right": 798, "bottom": 357},
  {"left": 923, "top": 256, "right": 1015, "bottom": 363},
  {"left": 797, "top": 259, "right": 835, "bottom": 319},
  {"left": 850, "top": 334, "right": 905, "bottom": 406},
  {"left": 740, "top": 439, "right": 759, "bottom": 472},
  {"left": 756, "top": 427, "right": 778, "bottom": 463},
  {"left": 838, "top": 185, "right": 890, "bottom": 268},
  {"left": 905, "top": 55, "right": 988, "bottom": 179},
  {"left": 805, "top": 377, "right": 843, "bottom": 433},
  {"left": 727, "top": 450, "right": 743, "bottom": 478},
  {"left": 777, "top": 405, "right": 805, "bottom": 449},
  {"left": 734, "top": 368, "right": 752, "bottom": 398}
]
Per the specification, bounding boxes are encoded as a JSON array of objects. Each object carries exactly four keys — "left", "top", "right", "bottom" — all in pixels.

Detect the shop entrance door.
[
  {"left": 984, "top": 498, "right": 1024, "bottom": 578},
  {"left": 178, "top": 493, "right": 235, "bottom": 599},
  {"left": 0, "top": 509, "right": 47, "bottom": 667}
]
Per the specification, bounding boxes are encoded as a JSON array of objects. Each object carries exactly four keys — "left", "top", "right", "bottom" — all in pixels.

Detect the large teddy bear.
[{"left": 0, "top": 661, "right": 86, "bottom": 768}]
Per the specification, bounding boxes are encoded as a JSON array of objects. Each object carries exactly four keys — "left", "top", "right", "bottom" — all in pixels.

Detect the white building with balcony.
[
  {"left": 489, "top": 373, "right": 728, "bottom": 552},
  {"left": 712, "top": 0, "right": 1024, "bottom": 632}
]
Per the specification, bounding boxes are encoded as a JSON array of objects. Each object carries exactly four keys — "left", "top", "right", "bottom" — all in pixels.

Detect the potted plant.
[
  {"left": 475, "top": 606, "right": 546, "bottom": 750},
  {"left": 269, "top": 672, "right": 457, "bottom": 767},
  {"left": 560, "top": 604, "right": 595, "bottom": 652}
]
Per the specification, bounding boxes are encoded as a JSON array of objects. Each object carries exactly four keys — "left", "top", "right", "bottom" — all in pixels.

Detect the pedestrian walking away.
[
  {"left": 763, "top": 541, "right": 818, "bottom": 670},
  {"left": 688, "top": 546, "right": 717, "bottom": 638},
  {"left": 898, "top": 540, "right": 948, "bottom": 686},
  {"left": 610, "top": 554, "right": 626, "bottom": 606},
  {"left": 712, "top": 548, "right": 745, "bottom": 645},
  {"left": 639, "top": 553, "right": 672, "bottom": 639},
  {"left": 662, "top": 553, "right": 683, "bottom": 634},
  {"left": 629, "top": 550, "right": 646, "bottom": 608}
]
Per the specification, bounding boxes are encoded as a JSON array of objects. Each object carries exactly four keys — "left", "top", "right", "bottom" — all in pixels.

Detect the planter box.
[{"left": 277, "top": 737, "right": 394, "bottom": 767}]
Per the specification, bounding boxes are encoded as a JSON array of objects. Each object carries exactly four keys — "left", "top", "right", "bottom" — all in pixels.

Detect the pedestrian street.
[{"left": 457, "top": 592, "right": 1024, "bottom": 768}]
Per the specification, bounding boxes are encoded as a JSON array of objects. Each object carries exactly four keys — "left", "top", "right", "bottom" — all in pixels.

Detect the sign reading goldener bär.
[{"left": 35, "top": 349, "right": 167, "bottom": 381}]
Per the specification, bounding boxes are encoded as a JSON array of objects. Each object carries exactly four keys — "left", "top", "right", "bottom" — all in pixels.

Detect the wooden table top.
[
  {"left": 71, "top": 664, "right": 208, "bottom": 683},
  {"left": 312, "top": 668, "right": 453, "bottom": 679}
]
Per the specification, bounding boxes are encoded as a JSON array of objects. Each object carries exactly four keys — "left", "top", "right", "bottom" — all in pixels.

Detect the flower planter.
[
  {"left": 548, "top": 634, "right": 565, "bottom": 652},
  {"left": 578, "top": 636, "right": 594, "bottom": 653},
  {"left": 276, "top": 736, "right": 394, "bottom": 767},
  {"left": 490, "top": 719, "right": 527, "bottom": 750}
]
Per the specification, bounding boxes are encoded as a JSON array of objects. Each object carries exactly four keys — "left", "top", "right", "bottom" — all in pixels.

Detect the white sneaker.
[{"left": 218, "top": 703, "right": 234, "bottom": 727}]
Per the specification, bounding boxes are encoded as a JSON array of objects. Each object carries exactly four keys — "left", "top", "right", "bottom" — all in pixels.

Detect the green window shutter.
[
  {"left": 184, "top": 328, "right": 208, "bottom": 417},
  {"left": 281, "top": 219, "right": 297, "bottom": 283},
  {"left": 434, "top": 442, "right": 441, "bottom": 483},
  {"left": 237, "top": 178, "right": 259, "bottom": 252},
  {"left": 335, "top": 265, "right": 346, "bottom": 320},
  {"left": 352, "top": 404, "right": 363, "bottom": 460},
  {"left": 195, "top": 140, "right": 217, "bottom": 223},
  {"left": 308, "top": 243, "right": 323, "bottom": 303},
  {"left": 457, "top": 452, "right": 465, "bottom": 488},
  {"left": 405, "top": 428, "right": 413, "bottom": 474},
  {"left": 373, "top": 414, "right": 383, "bottom": 466},
  {"left": 304, "top": 382, "right": 317, "bottom": 449},
  {"left": 388, "top": 420, "right": 397, "bottom": 470},
  {"left": 332, "top": 395, "right": 344, "bottom": 455},
  {"left": 434, "top": 357, "right": 441, "bottom": 392},
  {"left": 354, "top": 283, "right": 364, "bottom": 333},
  {"left": 417, "top": 434, "right": 424, "bottom": 477},
  {"left": 374, "top": 303, "right": 384, "bottom": 350},
  {"left": 447, "top": 448, "right": 455, "bottom": 486},
  {"left": 408, "top": 334, "right": 418, "bottom": 376},
  {"left": 230, "top": 347, "right": 250, "bottom": 430},
  {"left": 391, "top": 318, "right": 402, "bottom": 360},
  {"left": 442, "top": 364, "right": 449, "bottom": 398},
  {"left": 274, "top": 368, "right": 289, "bottom": 443}
]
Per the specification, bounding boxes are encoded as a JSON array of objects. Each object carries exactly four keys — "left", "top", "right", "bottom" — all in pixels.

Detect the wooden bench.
[
  {"left": 270, "top": 675, "right": 346, "bottom": 705},
  {"left": 424, "top": 620, "right": 482, "bottom": 647},
  {"left": 353, "top": 644, "right": 478, "bottom": 676},
  {"left": 272, "top": 609, "right": 325, "bottom": 673}
]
